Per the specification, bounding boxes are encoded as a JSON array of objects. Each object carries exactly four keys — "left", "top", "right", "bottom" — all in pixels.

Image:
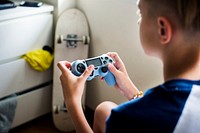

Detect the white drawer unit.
[
  {"left": 0, "top": 13, "right": 53, "bottom": 61},
  {"left": 0, "top": 4, "right": 54, "bottom": 128},
  {"left": 0, "top": 59, "right": 52, "bottom": 98},
  {"left": 0, "top": 4, "right": 54, "bottom": 62},
  {"left": 12, "top": 84, "right": 52, "bottom": 128}
]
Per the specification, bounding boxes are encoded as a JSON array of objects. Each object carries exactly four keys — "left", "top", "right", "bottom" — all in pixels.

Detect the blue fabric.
[{"left": 106, "top": 79, "right": 200, "bottom": 133}]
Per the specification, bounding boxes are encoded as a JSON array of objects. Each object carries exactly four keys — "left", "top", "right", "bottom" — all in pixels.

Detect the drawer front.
[
  {"left": 0, "top": 59, "right": 52, "bottom": 98},
  {"left": 0, "top": 13, "right": 53, "bottom": 62},
  {"left": 12, "top": 84, "right": 52, "bottom": 128}
]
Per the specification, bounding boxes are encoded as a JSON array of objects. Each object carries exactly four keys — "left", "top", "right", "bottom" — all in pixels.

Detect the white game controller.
[{"left": 71, "top": 54, "right": 116, "bottom": 86}]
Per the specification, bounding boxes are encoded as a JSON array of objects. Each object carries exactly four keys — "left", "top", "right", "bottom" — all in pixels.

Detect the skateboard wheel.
[
  {"left": 82, "top": 35, "right": 90, "bottom": 45},
  {"left": 53, "top": 105, "right": 60, "bottom": 114},
  {"left": 86, "top": 36, "right": 90, "bottom": 44},
  {"left": 82, "top": 36, "right": 86, "bottom": 44},
  {"left": 57, "top": 35, "right": 63, "bottom": 43}
]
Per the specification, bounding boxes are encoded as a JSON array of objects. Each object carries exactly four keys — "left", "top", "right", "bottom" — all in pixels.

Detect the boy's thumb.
[
  {"left": 107, "top": 64, "right": 118, "bottom": 76},
  {"left": 81, "top": 65, "right": 94, "bottom": 80}
]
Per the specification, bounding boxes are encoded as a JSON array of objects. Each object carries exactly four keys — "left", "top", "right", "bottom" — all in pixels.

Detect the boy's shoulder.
[{"left": 106, "top": 79, "right": 200, "bottom": 133}]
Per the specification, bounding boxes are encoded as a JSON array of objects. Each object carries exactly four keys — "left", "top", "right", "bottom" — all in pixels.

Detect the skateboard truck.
[{"left": 57, "top": 34, "right": 90, "bottom": 48}]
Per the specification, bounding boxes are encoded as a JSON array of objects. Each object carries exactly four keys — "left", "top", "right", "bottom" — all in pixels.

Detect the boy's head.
[
  {"left": 137, "top": 0, "right": 200, "bottom": 58},
  {"left": 142, "top": 0, "right": 200, "bottom": 33}
]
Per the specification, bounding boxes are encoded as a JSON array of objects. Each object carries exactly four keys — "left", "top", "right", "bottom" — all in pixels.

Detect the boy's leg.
[{"left": 93, "top": 101, "right": 118, "bottom": 133}]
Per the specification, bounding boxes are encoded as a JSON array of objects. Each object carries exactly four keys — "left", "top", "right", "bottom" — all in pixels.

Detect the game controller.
[{"left": 71, "top": 54, "right": 116, "bottom": 86}]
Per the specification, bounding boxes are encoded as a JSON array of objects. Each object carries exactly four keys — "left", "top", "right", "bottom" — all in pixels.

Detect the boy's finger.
[
  {"left": 107, "top": 63, "right": 118, "bottom": 76},
  {"left": 107, "top": 52, "right": 121, "bottom": 62},
  {"left": 57, "top": 61, "right": 72, "bottom": 74},
  {"left": 81, "top": 65, "right": 94, "bottom": 80}
]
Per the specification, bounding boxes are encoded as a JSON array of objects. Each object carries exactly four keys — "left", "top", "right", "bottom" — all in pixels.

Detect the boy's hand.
[
  {"left": 107, "top": 52, "right": 139, "bottom": 100},
  {"left": 57, "top": 61, "right": 94, "bottom": 104}
]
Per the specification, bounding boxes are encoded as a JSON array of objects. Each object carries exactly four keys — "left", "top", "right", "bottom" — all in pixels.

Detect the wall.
[{"left": 76, "top": 0, "right": 163, "bottom": 109}]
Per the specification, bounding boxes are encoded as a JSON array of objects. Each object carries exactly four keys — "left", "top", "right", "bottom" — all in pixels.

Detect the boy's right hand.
[{"left": 107, "top": 52, "right": 139, "bottom": 100}]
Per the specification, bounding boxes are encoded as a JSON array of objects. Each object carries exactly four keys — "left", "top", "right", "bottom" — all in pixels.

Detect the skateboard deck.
[{"left": 52, "top": 8, "right": 90, "bottom": 132}]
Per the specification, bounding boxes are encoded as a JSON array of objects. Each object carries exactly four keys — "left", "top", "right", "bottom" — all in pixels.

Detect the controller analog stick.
[
  {"left": 101, "top": 67, "right": 108, "bottom": 73},
  {"left": 77, "top": 63, "right": 86, "bottom": 73}
]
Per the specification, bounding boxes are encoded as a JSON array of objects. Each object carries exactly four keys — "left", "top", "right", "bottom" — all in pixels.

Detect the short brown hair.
[{"left": 144, "top": 0, "right": 200, "bottom": 32}]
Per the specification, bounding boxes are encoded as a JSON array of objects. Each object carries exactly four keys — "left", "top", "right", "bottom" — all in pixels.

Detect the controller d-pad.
[
  {"left": 77, "top": 63, "right": 86, "bottom": 73},
  {"left": 101, "top": 67, "right": 108, "bottom": 73}
]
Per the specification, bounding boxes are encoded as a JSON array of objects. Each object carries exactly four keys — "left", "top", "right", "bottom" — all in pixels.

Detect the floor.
[{"left": 9, "top": 107, "right": 94, "bottom": 133}]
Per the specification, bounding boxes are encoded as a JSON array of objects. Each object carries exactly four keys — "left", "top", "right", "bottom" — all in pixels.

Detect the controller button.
[
  {"left": 77, "top": 64, "right": 86, "bottom": 73},
  {"left": 103, "top": 61, "right": 107, "bottom": 64},
  {"left": 109, "top": 59, "right": 113, "bottom": 63},
  {"left": 101, "top": 67, "right": 108, "bottom": 73},
  {"left": 105, "top": 57, "right": 108, "bottom": 60}
]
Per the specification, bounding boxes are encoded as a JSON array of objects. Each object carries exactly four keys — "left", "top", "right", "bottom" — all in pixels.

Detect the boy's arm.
[
  {"left": 57, "top": 61, "right": 94, "bottom": 133},
  {"left": 67, "top": 99, "right": 93, "bottom": 133}
]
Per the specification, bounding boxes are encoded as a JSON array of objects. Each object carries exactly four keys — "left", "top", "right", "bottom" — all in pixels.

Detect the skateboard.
[{"left": 52, "top": 8, "right": 90, "bottom": 132}]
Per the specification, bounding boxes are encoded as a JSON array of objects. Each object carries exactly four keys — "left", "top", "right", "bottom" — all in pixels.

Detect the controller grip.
[{"left": 104, "top": 72, "right": 116, "bottom": 86}]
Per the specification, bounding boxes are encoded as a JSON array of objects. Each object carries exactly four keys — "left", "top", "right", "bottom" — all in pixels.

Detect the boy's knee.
[
  {"left": 95, "top": 101, "right": 117, "bottom": 119},
  {"left": 93, "top": 101, "right": 118, "bottom": 132}
]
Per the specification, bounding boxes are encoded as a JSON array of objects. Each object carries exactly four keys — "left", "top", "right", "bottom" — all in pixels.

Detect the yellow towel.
[{"left": 22, "top": 49, "right": 54, "bottom": 72}]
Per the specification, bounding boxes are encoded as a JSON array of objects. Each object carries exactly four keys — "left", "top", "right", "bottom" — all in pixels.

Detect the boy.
[{"left": 57, "top": 0, "right": 200, "bottom": 132}]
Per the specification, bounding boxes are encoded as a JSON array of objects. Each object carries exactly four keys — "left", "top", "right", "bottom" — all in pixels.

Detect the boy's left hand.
[{"left": 57, "top": 61, "right": 94, "bottom": 104}]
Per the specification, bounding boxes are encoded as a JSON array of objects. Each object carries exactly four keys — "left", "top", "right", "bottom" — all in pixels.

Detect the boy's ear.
[{"left": 157, "top": 17, "right": 172, "bottom": 44}]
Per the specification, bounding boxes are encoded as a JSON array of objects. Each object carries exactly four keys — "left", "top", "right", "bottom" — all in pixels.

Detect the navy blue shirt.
[{"left": 106, "top": 79, "right": 200, "bottom": 133}]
